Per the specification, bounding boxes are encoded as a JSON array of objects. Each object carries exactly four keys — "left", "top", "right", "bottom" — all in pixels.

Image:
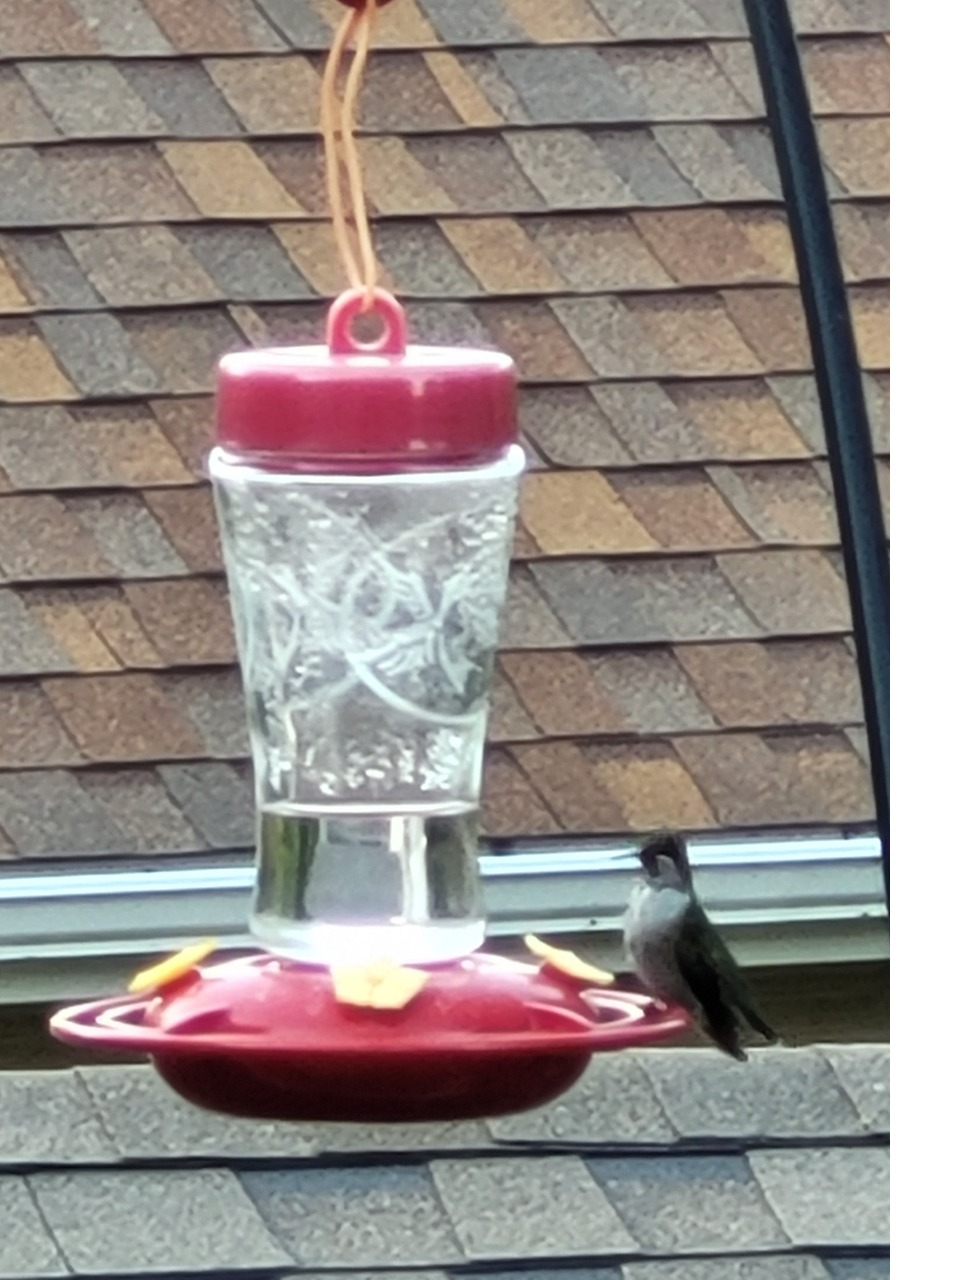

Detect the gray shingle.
[
  {"left": 31, "top": 1168, "right": 292, "bottom": 1274},
  {"left": 158, "top": 761, "right": 254, "bottom": 847},
  {"left": 0, "top": 149, "right": 61, "bottom": 229},
  {"left": 379, "top": 222, "right": 481, "bottom": 295},
  {"left": 593, "top": 129, "right": 701, "bottom": 204},
  {"left": 505, "top": 130, "right": 635, "bottom": 210},
  {"left": 19, "top": 62, "right": 165, "bottom": 138},
  {"left": 531, "top": 558, "right": 760, "bottom": 644},
  {"left": 520, "top": 386, "right": 635, "bottom": 467},
  {"left": 488, "top": 1052, "right": 676, "bottom": 1145},
  {"left": 122, "top": 61, "right": 242, "bottom": 136},
  {"left": 240, "top": 1166, "right": 462, "bottom": 1267},
  {"left": 0, "top": 590, "right": 72, "bottom": 677},
  {"left": 0, "top": 1073, "right": 118, "bottom": 1165},
  {"left": 643, "top": 1048, "right": 866, "bottom": 1140},
  {"left": 0, "top": 770, "right": 127, "bottom": 856},
  {"left": 417, "top": 0, "right": 525, "bottom": 43},
  {"left": 35, "top": 314, "right": 161, "bottom": 398},
  {"left": 589, "top": 1154, "right": 789, "bottom": 1253},
  {"left": 748, "top": 1148, "right": 889, "bottom": 1247},
  {"left": 591, "top": 0, "right": 747, "bottom": 38},
  {"left": 495, "top": 48, "right": 636, "bottom": 123},
  {"left": 70, "top": 0, "right": 176, "bottom": 55},
  {"left": 67, "top": 494, "right": 188, "bottom": 577},
  {"left": 820, "top": 1046, "right": 889, "bottom": 1132},
  {"left": 78, "top": 1066, "right": 324, "bottom": 1160},
  {"left": 0, "top": 233, "right": 102, "bottom": 310},
  {"left": 431, "top": 1155, "right": 636, "bottom": 1259},
  {"left": 255, "top": 0, "right": 333, "bottom": 49},
  {"left": 0, "top": 1177, "right": 67, "bottom": 1278},
  {"left": 178, "top": 225, "right": 313, "bottom": 301},
  {"left": 624, "top": 1259, "right": 831, "bottom": 1280},
  {"left": 825, "top": 1261, "right": 890, "bottom": 1279}
]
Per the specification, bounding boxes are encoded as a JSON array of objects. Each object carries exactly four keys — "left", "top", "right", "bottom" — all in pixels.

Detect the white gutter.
[{"left": 0, "top": 832, "right": 888, "bottom": 1004}]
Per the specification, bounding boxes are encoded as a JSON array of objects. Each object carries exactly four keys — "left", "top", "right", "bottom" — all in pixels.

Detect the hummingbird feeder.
[{"left": 50, "top": 0, "right": 690, "bottom": 1122}]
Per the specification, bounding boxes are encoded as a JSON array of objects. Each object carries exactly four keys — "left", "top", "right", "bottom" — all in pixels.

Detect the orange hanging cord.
[{"left": 320, "top": 0, "right": 381, "bottom": 310}]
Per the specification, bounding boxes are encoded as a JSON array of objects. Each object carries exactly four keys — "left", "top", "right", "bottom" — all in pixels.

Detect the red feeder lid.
[{"left": 216, "top": 289, "right": 518, "bottom": 470}]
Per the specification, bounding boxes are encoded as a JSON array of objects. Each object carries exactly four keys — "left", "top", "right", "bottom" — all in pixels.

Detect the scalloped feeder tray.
[{"left": 51, "top": 952, "right": 689, "bottom": 1122}]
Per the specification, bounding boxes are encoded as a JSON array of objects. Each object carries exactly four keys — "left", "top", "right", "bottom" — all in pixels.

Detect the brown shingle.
[
  {"left": 41, "top": 673, "right": 206, "bottom": 762},
  {"left": 850, "top": 285, "right": 890, "bottom": 368},
  {"left": 488, "top": 665, "right": 538, "bottom": 742},
  {"left": 612, "top": 470, "right": 755, "bottom": 550},
  {"left": 362, "top": 137, "right": 460, "bottom": 214},
  {"left": 160, "top": 141, "right": 305, "bottom": 217},
  {"left": 150, "top": 397, "right": 214, "bottom": 477},
  {"left": 0, "top": 496, "right": 110, "bottom": 583},
  {"left": 718, "top": 549, "right": 851, "bottom": 634},
  {"left": 205, "top": 55, "right": 320, "bottom": 133},
  {"left": 520, "top": 471, "right": 656, "bottom": 555},
  {"left": 500, "top": 651, "right": 628, "bottom": 736},
  {"left": 0, "top": 683, "right": 83, "bottom": 769},
  {"left": 24, "top": 593, "right": 116, "bottom": 673},
  {"left": 37, "top": 144, "right": 200, "bottom": 225},
  {"left": 674, "top": 730, "right": 874, "bottom": 826},
  {"left": 0, "top": 0, "right": 100, "bottom": 56},
  {"left": 143, "top": 0, "right": 284, "bottom": 53},
  {"left": 68, "top": 403, "right": 196, "bottom": 489},
  {"left": 535, "top": 214, "right": 673, "bottom": 291},
  {"left": 709, "top": 462, "right": 839, "bottom": 543},
  {"left": 482, "top": 748, "right": 561, "bottom": 837},
  {"left": 802, "top": 37, "right": 889, "bottom": 115},
  {"left": 721, "top": 287, "right": 811, "bottom": 370},
  {"left": 677, "top": 639, "right": 864, "bottom": 728},
  {"left": 407, "top": 134, "right": 542, "bottom": 213},
  {"left": 123, "top": 579, "right": 235, "bottom": 666},
  {"left": 78, "top": 590, "right": 165, "bottom": 668},
  {"left": 499, "top": 568, "right": 571, "bottom": 649},
  {"left": 633, "top": 208, "right": 797, "bottom": 286},
  {"left": 819, "top": 117, "right": 890, "bottom": 195},
  {"left": 440, "top": 218, "right": 564, "bottom": 294},
  {"left": 123, "top": 310, "right": 242, "bottom": 395},
  {"left": 253, "top": 141, "right": 328, "bottom": 216},
  {"left": 833, "top": 203, "right": 890, "bottom": 282},
  {"left": 509, "top": 741, "right": 630, "bottom": 830},
  {"left": 424, "top": 51, "right": 503, "bottom": 128},
  {"left": 143, "top": 487, "right": 223, "bottom": 572},
  {"left": 0, "top": 67, "right": 57, "bottom": 143},
  {"left": 0, "top": 255, "right": 29, "bottom": 311},
  {"left": 588, "top": 649, "right": 716, "bottom": 734},
  {"left": 482, "top": 301, "right": 593, "bottom": 380},
  {"left": 80, "top": 767, "right": 205, "bottom": 854},
  {"left": 585, "top": 740, "right": 718, "bottom": 831},
  {"left": 361, "top": 52, "right": 467, "bottom": 131},
  {"left": 0, "top": 321, "right": 76, "bottom": 402},
  {"left": 667, "top": 379, "right": 813, "bottom": 461}
]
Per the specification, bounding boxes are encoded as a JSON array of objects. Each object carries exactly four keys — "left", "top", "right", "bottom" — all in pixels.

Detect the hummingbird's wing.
[{"left": 675, "top": 902, "right": 778, "bottom": 1059}]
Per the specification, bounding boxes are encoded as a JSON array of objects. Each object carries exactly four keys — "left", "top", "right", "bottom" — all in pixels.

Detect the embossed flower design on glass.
[{"left": 209, "top": 291, "right": 523, "bottom": 966}]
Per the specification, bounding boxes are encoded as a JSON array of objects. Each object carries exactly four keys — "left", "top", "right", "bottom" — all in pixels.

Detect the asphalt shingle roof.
[
  {"left": 0, "top": 1045, "right": 890, "bottom": 1278},
  {"left": 0, "top": 0, "right": 889, "bottom": 857}
]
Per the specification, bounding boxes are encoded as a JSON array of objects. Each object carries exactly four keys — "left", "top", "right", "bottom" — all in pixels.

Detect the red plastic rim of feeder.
[{"left": 51, "top": 952, "right": 690, "bottom": 1123}]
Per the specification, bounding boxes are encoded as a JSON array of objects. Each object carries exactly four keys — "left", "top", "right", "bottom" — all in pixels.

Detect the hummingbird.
[{"left": 624, "top": 832, "right": 778, "bottom": 1061}]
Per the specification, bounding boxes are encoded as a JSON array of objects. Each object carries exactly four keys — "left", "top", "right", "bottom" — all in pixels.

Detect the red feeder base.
[{"left": 51, "top": 952, "right": 690, "bottom": 1123}]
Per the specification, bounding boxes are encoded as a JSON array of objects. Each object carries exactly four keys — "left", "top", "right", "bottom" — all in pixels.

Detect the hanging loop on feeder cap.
[
  {"left": 334, "top": 0, "right": 398, "bottom": 7},
  {"left": 328, "top": 287, "right": 408, "bottom": 357}
]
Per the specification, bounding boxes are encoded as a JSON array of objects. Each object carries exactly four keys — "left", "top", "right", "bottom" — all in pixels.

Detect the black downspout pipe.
[{"left": 741, "top": 0, "right": 890, "bottom": 908}]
